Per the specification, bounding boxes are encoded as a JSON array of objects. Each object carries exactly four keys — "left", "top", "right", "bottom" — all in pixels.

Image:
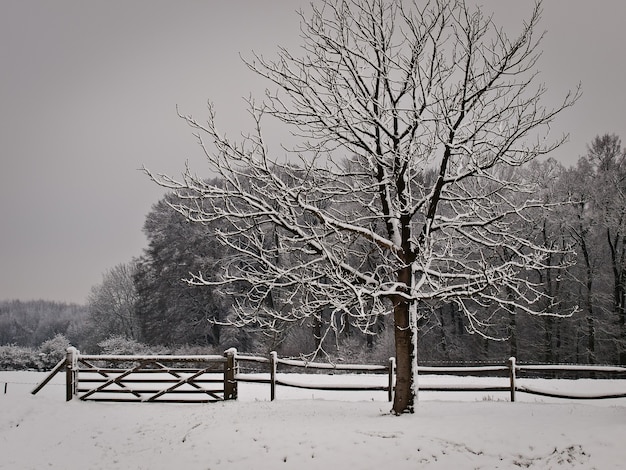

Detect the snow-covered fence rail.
[
  {"left": 61, "top": 347, "right": 237, "bottom": 403},
  {"left": 416, "top": 362, "right": 515, "bottom": 399},
  {"left": 234, "top": 352, "right": 396, "bottom": 401},
  {"left": 510, "top": 361, "right": 626, "bottom": 401}
]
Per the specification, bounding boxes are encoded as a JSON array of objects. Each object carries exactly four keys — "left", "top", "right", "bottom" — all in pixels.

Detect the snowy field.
[{"left": 1, "top": 371, "right": 625, "bottom": 469}]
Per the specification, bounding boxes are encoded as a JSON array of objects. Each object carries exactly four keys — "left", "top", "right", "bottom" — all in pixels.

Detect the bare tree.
[
  {"left": 146, "top": 0, "right": 578, "bottom": 414},
  {"left": 87, "top": 262, "right": 140, "bottom": 344}
]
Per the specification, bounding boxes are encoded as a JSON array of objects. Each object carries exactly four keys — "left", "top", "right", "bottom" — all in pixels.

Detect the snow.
[{"left": 1, "top": 371, "right": 625, "bottom": 469}]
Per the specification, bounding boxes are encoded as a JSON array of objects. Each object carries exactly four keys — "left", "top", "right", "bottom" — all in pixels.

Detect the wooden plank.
[
  {"left": 418, "top": 385, "right": 510, "bottom": 392},
  {"left": 235, "top": 354, "right": 270, "bottom": 364},
  {"left": 77, "top": 377, "right": 223, "bottom": 384},
  {"left": 78, "top": 354, "right": 226, "bottom": 362},
  {"left": 76, "top": 367, "right": 224, "bottom": 374},
  {"left": 517, "top": 364, "right": 626, "bottom": 373},
  {"left": 84, "top": 397, "right": 220, "bottom": 403},
  {"left": 78, "top": 388, "right": 224, "bottom": 395},
  {"left": 233, "top": 375, "right": 271, "bottom": 384},
  {"left": 31, "top": 357, "right": 67, "bottom": 395},
  {"left": 277, "top": 357, "right": 387, "bottom": 371},
  {"left": 275, "top": 377, "right": 387, "bottom": 391},
  {"left": 417, "top": 365, "right": 508, "bottom": 373}
]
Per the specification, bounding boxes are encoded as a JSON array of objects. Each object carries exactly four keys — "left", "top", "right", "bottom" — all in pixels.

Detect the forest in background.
[{"left": 2, "top": 134, "right": 626, "bottom": 368}]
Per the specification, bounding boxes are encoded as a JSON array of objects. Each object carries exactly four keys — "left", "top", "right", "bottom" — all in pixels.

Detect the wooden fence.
[
  {"left": 414, "top": 357, "right": 626, "bottom": 401},
  {"left": 235, "top": 351, "right": 396, "bottom": 401},
  {"left": 31, "top": 349, "right": 626, "bottom": 403}
]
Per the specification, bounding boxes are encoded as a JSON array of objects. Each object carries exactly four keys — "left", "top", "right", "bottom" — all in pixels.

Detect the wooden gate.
[{"left": 65, "top": 347, "right": 237, "bottom": 403}]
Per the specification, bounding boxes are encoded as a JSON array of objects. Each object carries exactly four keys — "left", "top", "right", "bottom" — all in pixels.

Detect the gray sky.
[{"left": 1, "top": 1, "right": 625, "bottom": 304}]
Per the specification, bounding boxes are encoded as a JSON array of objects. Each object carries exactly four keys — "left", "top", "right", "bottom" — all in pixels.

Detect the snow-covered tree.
[
  {"left": 585, "top": 135, "right": 626, "bottom": 364},
  {"left": 134, "top": 193, "right": 233, "bottom": 347},
  {"left": 563, "top": 135, "right": 626, "bottom": 364},
  {"left": 146, "top": 0, "right": 578, "bottom": 414},
  {"left": 87, "top": 262, "right": 140, "bottom": 344}
]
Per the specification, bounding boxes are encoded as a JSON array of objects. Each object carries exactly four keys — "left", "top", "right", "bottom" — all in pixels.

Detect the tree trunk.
[
  {"left": 392, "top": 295, "right": 415, "bottom": 414},
  {"left": 578, "top": 234, "right": 595, "bottom": 363},
  {"left": 620, "top": 303, "right": 626, "bottom": 365},
  {"left": 509, "top": 312, "right": 517, "bottom": 359},
  {"left": 544, "top": 316, "right": 554, "bottom": 363},
  {"left": 585, "top": 265, "right": 595, "bottom": 364},
  {"left": 607, "top": 230, "right": 626, "bottom": 364},
  {"left": 312, "top": 315, "right": 322, "bottom": 350},
  {"left": 587, "top": 315, "right": 595, "bottom": 364},
  {"left": 439, "top": 306, "right": 450, "bottom": 361},
  {"left": 617, "top": 269, "right": 626, "bottom": 364},
  {"left": 555, "top": 317, "right": 562, "bottom": 362}
]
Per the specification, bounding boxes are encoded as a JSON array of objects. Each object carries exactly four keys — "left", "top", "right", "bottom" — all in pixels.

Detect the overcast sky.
[{"left": 1, "top": 1, "right": 625, "bottom": 304}]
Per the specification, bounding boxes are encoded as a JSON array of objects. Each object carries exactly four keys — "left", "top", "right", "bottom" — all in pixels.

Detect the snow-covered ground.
[{"left": 1, "top": 371, "right": 625, "bottom": 469}]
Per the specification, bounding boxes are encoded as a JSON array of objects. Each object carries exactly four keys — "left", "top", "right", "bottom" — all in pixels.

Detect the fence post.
[
  {"left": 388, "top": 357, "right": 395, "bottom": 402},
  {"left": 508, "top": 356, "right": 516, "bottom": 402},
  {"left": 270, "top": 351, "right": 277, "bottom": 401},
  {"left": 65, "top": 347, "right": 78, "bottom": 401},
  {"left": 224, "top": 348, "right": 238, "bottom": 400}
]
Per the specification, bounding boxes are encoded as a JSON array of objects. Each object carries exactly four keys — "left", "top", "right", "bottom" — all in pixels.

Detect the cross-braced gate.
[{"left": 65, "top": 347, "right": 237, "bottom": 403}]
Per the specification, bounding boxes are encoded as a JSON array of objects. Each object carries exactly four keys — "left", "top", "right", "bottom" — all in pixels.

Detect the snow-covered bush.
[
  {"left": 0, "top": 344, "right": 40, "bottom": 370},
  {"left": 38, "top": 334, "right": 71, "bottom": 370}
]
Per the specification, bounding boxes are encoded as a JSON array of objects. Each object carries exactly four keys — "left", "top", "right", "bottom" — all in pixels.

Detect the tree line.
[{"left": 0, "top": 300, "right": 87, "bottom": 348}]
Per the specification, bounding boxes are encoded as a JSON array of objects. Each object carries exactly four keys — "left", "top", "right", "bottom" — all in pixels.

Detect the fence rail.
[{"left": 31, "top": 349, "right": 626, "bottom": 403}]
